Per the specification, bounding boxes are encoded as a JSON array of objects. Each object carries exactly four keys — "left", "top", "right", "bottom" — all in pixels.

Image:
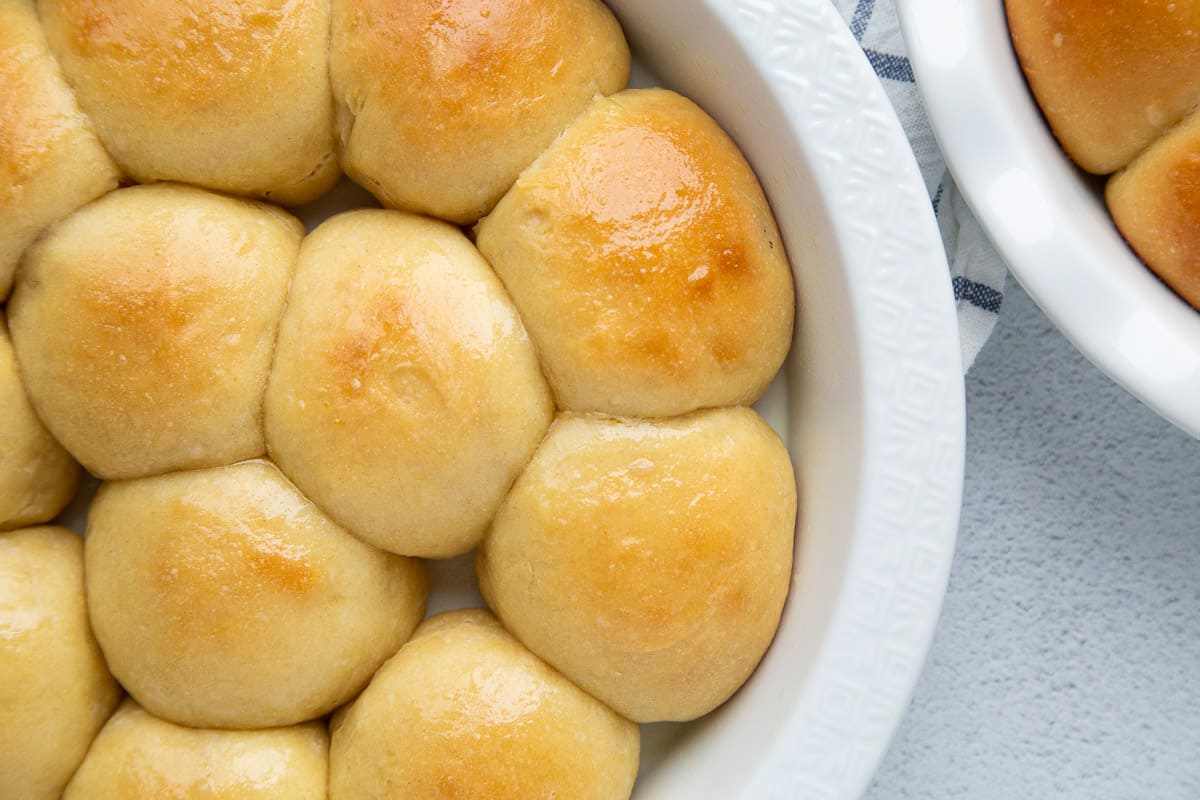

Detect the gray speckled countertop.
[{"left": 865, "top": 280, "right": 1200, "bottom": 799}]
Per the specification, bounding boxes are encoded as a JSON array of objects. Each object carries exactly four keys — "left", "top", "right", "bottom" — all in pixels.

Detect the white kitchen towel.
[{"left": 834, "top": 0, "right": 1008, "bottom": 371}]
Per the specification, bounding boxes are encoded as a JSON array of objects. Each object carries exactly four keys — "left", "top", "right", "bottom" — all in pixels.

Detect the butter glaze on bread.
[
  {"left": 478, "top": 408, "right": 796, "bottom": 722},
  {"left": 1107, "top": 110, "right": 1200, "bottom": 308},
  {"left": 0, "top": 0, "right": 119, "bottom": 301},
  {"left": 330, "top": 0, "right": 630, "bottom": 223},
  {"left": 1006, "top": 0, "right": 1200, "bottom": 174},
  {"left": 476, "top": 88, "right": 794, "bottom": 417},
  {"left": 9, "top": 184, "right": 300, "bottom": 480},
  {"left": 0, "top": 314, "right": 78, "bottom": 530},
  {"left": 0, "top": 526, "right": 121, "bottom": 800},
  {"left": 84, "top": 460, "right": 428, "bottom": 729},
  {"left": 330, "top": 609, "right": 639, "bottom": 800},
  {"left": 65, "top": 701, "right": 328, "bottom": 800},
  {"left": 38, "top": 0, "right": 339, "bottom": 204},
  {"left": 265, "top": 209, "right": 553, "bottom": 559}
]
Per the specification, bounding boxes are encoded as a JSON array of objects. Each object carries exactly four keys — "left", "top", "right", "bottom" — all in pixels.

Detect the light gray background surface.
[{"left": 865, "top": 281, "right": 1200, "bottom": 798}]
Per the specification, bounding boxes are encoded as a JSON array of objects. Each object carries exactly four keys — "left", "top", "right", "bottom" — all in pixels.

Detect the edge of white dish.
[{"left": 899, "top": 0, "right": 1200, "bottom": 439}]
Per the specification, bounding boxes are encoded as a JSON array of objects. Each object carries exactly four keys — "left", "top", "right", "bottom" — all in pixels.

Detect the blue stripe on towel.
[
  {"left": 849, "top": 0, "right": 876, "bottom": 41},
  {"left": 953, "top": 276, "right": 1003, "bottom": 313},
  {"left": 863, "top": 49, "right": 915, "bottom": 83}
]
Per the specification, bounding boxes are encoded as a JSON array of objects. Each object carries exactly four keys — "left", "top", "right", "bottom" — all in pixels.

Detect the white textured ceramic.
[
  {"left": 603, "top": 1, "right": 963, "bottom": 797},
  {"left": 900, "top": 0, "right": 1200, "bottom": 439},
  {"left": 53, "top": 1, "right": 965, "bottom": 797}
]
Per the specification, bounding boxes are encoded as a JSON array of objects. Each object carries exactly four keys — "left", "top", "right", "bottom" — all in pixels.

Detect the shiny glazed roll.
[
  {"left": 8, "top": 183, "right": 301, "bottom": 480},
  {"left": 476, "top": 88, "right": 794, "bottom": 417},
  {"left": 64, "top": 701, "right": 328, "bottom": 800},
  {"left": 1006, "top": 0, "right": 1200, "bottom": 174},
  {"left": 265, "top": 210, "right": 553, "bottom": 558},
  {"left": 330, "top": 0, "right": 630, "bottom": 223},
  {"left": 0, "top": 313, "right": 78, "bottom": 530},
  {"left": 0, "top": 0, "right": 119, "bottom": 301},
  {"left": 0, "top": 526, "right": 122, "bottom": 800},
  {"left": 38, "top": 0, "right": 338, "bottom": 204},
  {"left": 478, "top": 407, "right": 797, "bottom": 723},
  {"left": 85, "top": 459, "right": 428, "bottom": 729},
  {"left": 1107, "top": 110, "right": 1200, "bottom": 310},
  {"left": 330, "top": 609, "right": 639, "bottom": 800}
]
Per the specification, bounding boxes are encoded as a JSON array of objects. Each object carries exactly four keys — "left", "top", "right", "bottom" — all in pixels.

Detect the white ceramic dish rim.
[
  {"left": 607, "top": 1, "right": 965, "bottom": 797},
  {"left": 899, "top": 0, "right": 1200, "bottom": 439}
]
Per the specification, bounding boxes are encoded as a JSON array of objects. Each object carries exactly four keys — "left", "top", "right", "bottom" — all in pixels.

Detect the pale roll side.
[
  {"left": 8, "top": 183, "right": 301, "bottom": 480},
  {"left": 84, "top": 459, "right": 428, "bottom": 729},
  {"left": 330, "top": 608, "right": 639, "bottom": 800},
  {"left": 38, "top": 0, "right": 339, "bottom": 204},
  {"left": 265, "top": 209, "right": 553, "bottom": 558},
  {"left": 65, "top": 700, "right": 328, "bottom": 800},
  {"left": 0, "top": 313, "right": 78, "bottom": 530},
  {"left": 0, "top": 526, "right": 121, "bottom": 800},
  {"left": 478, "top": 407, "right": 797, "bottom": 722},
  {"left": 0, "top": 0, "right": 119, "bottom": 301}
]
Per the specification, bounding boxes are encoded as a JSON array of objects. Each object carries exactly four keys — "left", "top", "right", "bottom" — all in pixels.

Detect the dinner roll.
[
  {"left": 478, "top": 408, "right": 796, "bottom": 722},
  {"left": 476, "top": 88, "right": 794, "bottom": 417},
  {"left": 0, "top": 313, "right": 78, "bottom": 530},
  {"left": 265, "top": 210, "right": 553, "bottom": 558},
  {"left": 8, "top": 183, "right": 300, "bottom": 480},
  {"left": 1006, "top": 0, "right": 1200, "bottom": 174},
  {"left": 85, "top": 459, "right": 428, "bottom": 728},
  {"left": 0, "top": 526, "right": 121, "bottom": 800},
  {"left": 65, "top": 701, "right": 328, "bottom": 800},
  {"left": 38, "top": 0, "right": 338, "bottom": 204},
  {"left": 330, "top": 0, "right": 629, "bottom": 223},
  {"left": 330, "top": 609, "right": 639, "bottom": 800},
  {"left": 1107, "top": 110, "right": 1200, "bottom": 309},
  {"left": 0, "top": 0, "right": 119, "bottom": 301}
]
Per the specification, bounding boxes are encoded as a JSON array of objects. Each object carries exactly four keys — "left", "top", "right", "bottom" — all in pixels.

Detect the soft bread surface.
[
  {"left": 38, "top": 0, "right": 338, "bottom": 204},
  {"left": 1006, "top": 0, "right": 1200, "bottom": 173},
  {"left": 0, "top": 526, "right": 121, "bottom": 800},
  {"left": 265, "top": 209, "right": 553, "bottom": 558},
  {"left": 330, "top": 609, "right": 639, "bottom": 800},
  {"left": 0, "top": 0, "right": 119, "bottom": 301},
  {"left": 9, "top": 184, "right": 300, "bottom": 480},
  {"left": 478, "top": 408, "right": 796, "bottom": 722},
  {"left": 85, "top": 459, "right": 428, "bottom": 729},
  {"left": 330, "top": 0, "right": 629, "bottom": 223},
  {"left": 0, "top": 313, "right": 78, "bottom": 530},
  {"left": 477, "top": 88, "right": 794, "bottom": 417},
  {"left": 65, "top": 701, "right": 328, "bottom": 800},
  {"left": 1108, "top": 110, "right": 1200, "bottom": 309}
]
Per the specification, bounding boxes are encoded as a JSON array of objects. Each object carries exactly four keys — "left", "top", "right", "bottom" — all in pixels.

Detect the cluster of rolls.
[
  {"left": 0, "top": 0, "right": 798, "bottom": 798},
  {"left": 1006, "top": 0, "right": 1200, "bottom": 307}
]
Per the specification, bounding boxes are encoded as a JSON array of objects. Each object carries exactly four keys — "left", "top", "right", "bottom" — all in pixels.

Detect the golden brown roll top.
[
  {"left": 265, "top": 209, "right": 554, "bottom": 559},
  {"left": 1006, "top": 0, "right": 1200, "bottom": 174},
  {"left": 330, "top": 609, "right": 640, "bottom": 800},
  {"left": 0, "top": 526, "right": 122, "bottom": 800},
  {"left": 476, "top": 88, "right": 795, "bottom": 418},
  {"left": 477, "top": 407, "right": 797, "bottom": 723},
  {"left": 8, "top": 183, "right": 301, "bottom": 480},
  {"left": 330, "top": 0, "right": 630, "bottom": 223},
  {"left": 38, "top": 0, "right": 338, "bottom": 204},
  {"left": 0, "top": 313, "right": 78, "bottom": 530},
  {"left": 84, "top": 459, "right": 428, "bottom": 729},
  {"left": 1107, "top": 110, "right": 1200, "bottom": 309},
  {"left": 0, "top": 0, "right": 119, "bottom": 301},
  {"left": 65, "top": 701, "right": 329, "bottom": 800}
]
